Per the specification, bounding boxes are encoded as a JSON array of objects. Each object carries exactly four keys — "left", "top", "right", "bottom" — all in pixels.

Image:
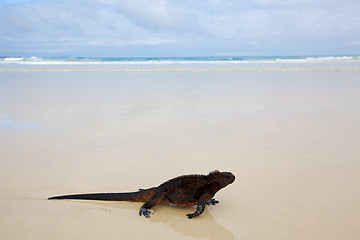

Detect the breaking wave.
[{"left": 1, "top": 55, "right": 359, "bottom": 72}]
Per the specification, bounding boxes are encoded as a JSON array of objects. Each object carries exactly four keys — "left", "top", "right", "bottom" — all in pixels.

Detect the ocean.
[{"left": 1, "top": 55, "right": 359, "bottom": 72}]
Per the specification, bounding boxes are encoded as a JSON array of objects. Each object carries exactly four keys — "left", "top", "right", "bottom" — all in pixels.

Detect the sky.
[{"left": 0, "top": 0, "right": 360, "bottom": 57}]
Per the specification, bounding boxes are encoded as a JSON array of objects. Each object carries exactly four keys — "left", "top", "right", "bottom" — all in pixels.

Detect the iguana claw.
[
  {"left": 206, "top": 199, "right": 219, "bottom": 205},
  {"left": 139, "top": 207, "right": 153, "bottom": 218}
]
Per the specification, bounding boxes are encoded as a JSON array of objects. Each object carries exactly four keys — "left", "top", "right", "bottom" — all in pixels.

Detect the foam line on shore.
[{"left": 1, "top": 67, "right": 360, "bottom": 72}]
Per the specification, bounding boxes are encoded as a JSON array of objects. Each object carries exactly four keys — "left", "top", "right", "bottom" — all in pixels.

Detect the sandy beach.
[{"left": 1, "top": 70, "right": 360, "bottom": 239}]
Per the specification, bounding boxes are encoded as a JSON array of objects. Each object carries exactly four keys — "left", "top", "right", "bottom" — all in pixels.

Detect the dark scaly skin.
[{"left": 48, "top": 170, "right": 235, "bottom": 219}]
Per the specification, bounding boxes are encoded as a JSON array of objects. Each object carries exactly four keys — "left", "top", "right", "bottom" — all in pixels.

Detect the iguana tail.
[{"left": 48, "top": 187, "right": 157, "bottom": 202}]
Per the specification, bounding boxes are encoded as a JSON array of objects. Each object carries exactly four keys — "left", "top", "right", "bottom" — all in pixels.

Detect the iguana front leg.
[{"left": 186, "top": 193, "right": 213, "bottom": 219}]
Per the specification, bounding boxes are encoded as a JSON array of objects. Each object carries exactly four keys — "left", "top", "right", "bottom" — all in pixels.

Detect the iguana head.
[{"left": 209, "top": 170, "right": 235, "bottom": 188}]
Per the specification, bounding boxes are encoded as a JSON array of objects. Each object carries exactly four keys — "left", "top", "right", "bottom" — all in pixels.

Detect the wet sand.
[{"left": 1, "top": 71, "right": 360, "bottom": 239}]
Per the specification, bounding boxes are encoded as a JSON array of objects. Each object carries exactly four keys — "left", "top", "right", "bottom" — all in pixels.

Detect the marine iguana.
[{"left": 48, "top": 170, "right": 235, "bottom": 219}]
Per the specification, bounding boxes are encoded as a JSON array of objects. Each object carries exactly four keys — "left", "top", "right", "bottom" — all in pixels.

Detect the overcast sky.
[{"left": 1, "top": 0, "right": 359, "bottom": 57}]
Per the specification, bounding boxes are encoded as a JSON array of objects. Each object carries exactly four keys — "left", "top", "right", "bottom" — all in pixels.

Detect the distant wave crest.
[
  {"left": 1, "top": 55, "right": 359, "bottom": 72},
  {"left": 1, "top": 55, "right": 359, "bottom": 64}
]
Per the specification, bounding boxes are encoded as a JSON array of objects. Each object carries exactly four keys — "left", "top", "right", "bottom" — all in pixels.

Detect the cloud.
[
  {"left": 0, "top": 0, "right": 360, "bottom": 56},
  {"left": 0, "top": 0, "right": 205, "bottom": 56}
]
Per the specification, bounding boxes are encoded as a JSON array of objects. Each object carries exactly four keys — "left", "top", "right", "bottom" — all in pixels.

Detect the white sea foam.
[
  {"left": 1, "top": 56, "right": 359, "bottom": 72},
  {"left": 3, "top": 57, "right": 24, "bottom": 61},
  {"left": 274, "top": 56, "right": 359, "bottom": 63},
  {"left": 1, "top": 67, "right": 360, "bottom": 73},
  {"left": 0, "top": 56, "right": 358, "bottom": 64}
]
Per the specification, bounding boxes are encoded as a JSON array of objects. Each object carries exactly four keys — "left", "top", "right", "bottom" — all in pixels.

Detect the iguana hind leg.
[{"left": 139, "top": 194, "right": 162, "bottom": 218}]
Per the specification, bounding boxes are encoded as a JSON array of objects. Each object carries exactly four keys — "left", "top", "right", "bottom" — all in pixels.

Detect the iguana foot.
[
  {"left": 186, "top": 211, "right": 200, "bottom": 219},
  {"left": 206, "top": 199, "right": 219, "bottom": 205},
  {"left": 139, "top": 207, "right": 153, "bottom": 218}
]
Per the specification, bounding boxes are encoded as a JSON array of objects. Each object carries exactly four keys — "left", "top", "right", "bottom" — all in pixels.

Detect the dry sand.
[{"left": 1, "top": 71, "right": 360, "bottom": 239}]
